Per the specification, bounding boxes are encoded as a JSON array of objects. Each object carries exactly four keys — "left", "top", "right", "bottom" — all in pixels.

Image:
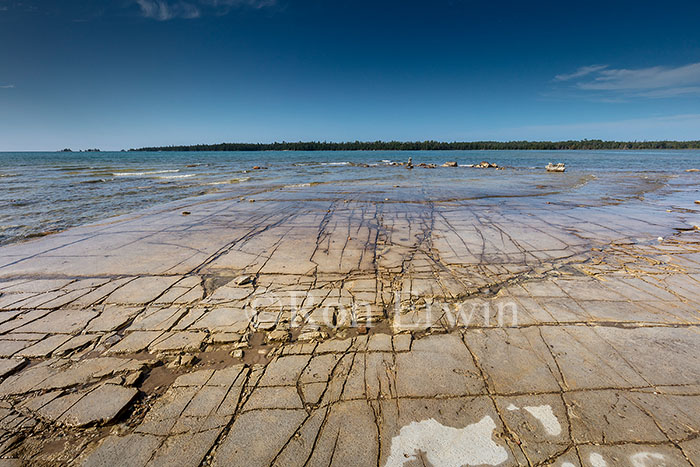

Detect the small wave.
[
  {"left": 113, "top": 169, "right": 180, "bottom": 177},
  {"left": 156, "top": 174, "right": 196, "bottom": 180},
  {"left": 321, "top": 162, "right": 350, "bottom": 166},
  {"left": 381, "top": 160, "right": 391, "bottom": 163},
  {"left": 285, "top": 183, "right": 311, "bottom": 188},
  {"left": 81, "top": 178, "right": 108, "bottom": 184},
  {"left": 0, "top": 173, "right": 19, "bottom": 178}
]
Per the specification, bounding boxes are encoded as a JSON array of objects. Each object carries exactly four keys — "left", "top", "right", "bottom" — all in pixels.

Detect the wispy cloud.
[
  {"left": 135, "top": 0, "right": 275, "bottom": 20},
  {"left": 0, "top": 84, "right": 15, "bottom": 89},
  {"left": 136, "top": 0, "right": 200, "bottom": 20},
  {"left": 554, "top": 65, "right": 608, "bottom": 82},
  {"left": 554, "top": 62, "right": 700, "bottom": 99},
  {"left": 580, "top": 62, "right": 700, "bottom": 91}
]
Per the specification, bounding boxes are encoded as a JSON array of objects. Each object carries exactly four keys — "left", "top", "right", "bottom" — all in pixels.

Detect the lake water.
[{"left": 1, "top": 150, "right": 699, "bottom": 246}]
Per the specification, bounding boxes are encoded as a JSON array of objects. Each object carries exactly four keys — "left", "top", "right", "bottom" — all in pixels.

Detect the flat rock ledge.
[{"left": 0, "top": 176, "right": 698, "bottom": 465}]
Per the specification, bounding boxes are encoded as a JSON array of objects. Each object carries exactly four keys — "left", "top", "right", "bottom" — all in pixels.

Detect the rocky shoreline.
[{"left": 0, "top": 173, "right": 698, "bottom": 465}]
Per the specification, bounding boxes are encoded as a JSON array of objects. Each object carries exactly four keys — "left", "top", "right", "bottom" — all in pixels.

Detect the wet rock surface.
[
  {"left": 0, "top": 172, "right": 698, "bottom": 465},
  {"left": 546, "top": 163, "right": 567, "bottom": 172}
]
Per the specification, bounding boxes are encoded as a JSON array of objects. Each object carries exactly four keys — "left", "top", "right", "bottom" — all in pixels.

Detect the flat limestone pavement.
[{"left": 0, "top": 171, "right": 698, "bottom": 466}]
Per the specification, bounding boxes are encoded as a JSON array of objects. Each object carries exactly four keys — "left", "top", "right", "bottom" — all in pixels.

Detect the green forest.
[{"left": 131, "top": 140, "right": 700, "bottom": 152}]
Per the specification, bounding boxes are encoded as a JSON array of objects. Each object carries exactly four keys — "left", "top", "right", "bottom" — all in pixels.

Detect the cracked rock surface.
[{"left": 0, "top": 171, "right": 698, "bottom": 466}]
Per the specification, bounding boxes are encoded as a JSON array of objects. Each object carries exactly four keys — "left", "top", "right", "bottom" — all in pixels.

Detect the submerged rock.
[{"left": 546, "top": 162, "right": 566, "bottom": 172}]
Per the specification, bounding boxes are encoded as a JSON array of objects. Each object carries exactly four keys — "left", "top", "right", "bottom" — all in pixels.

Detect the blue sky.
[{"left": 1, "top": 0, "right": 700, "bottom": 150}]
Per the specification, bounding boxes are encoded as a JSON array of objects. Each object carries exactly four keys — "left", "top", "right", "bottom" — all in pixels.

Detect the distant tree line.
[{"left": 130, "top": 140, "right": 700, "bottom": 152}]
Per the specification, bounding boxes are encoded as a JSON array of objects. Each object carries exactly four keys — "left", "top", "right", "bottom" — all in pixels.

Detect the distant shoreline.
[{"left": 129, "top": 140, "right": 700, "bottom": 152}]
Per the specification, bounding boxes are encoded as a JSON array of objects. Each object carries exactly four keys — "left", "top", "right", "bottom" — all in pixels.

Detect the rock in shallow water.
[
  {"left": 474, "top": 161, "right": 498, "bottom": 169},
  {"left": 546, "top": 162, "right": 566, "bottom": 172}
]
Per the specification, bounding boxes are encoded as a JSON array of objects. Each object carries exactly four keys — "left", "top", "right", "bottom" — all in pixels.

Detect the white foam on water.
[
  {"left": 589, "top": 452, "right": 607, "bottom": 467},
  {"left": 523, "top": 405, "right": 562, "bottom": 436},
  {"left": 384, "top": 416, "right": 509, "bottom": 467},
  {"left": 113, "top": 169, "right": 180, "bottom": 176},
  {"left": 630, "top": 452, "right": 665, "bottom": 467},
  {"left": 157, "top": 174, "right": 196, "bottom": 179}
]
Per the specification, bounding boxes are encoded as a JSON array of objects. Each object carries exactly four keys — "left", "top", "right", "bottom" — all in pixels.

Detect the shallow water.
[{"left": 1, "top": 149, "right": 699, "bottom": 246}]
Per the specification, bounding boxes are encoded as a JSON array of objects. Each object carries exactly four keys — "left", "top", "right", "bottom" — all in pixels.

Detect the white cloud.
[
  {"left": 0, "top": 84, "right": 14, "bottom": 89},
  {"left": 555, "top": 62, "right": 700, "bottom": 99},
  {"left": 554, "top": 65, "right": 608, "bottom": 81},
  {"left": 136, "top": 0, "right": 275, "bottom": 20},
  {"left": 580, "top": 62, "right": 700, "bottom": 91}
]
